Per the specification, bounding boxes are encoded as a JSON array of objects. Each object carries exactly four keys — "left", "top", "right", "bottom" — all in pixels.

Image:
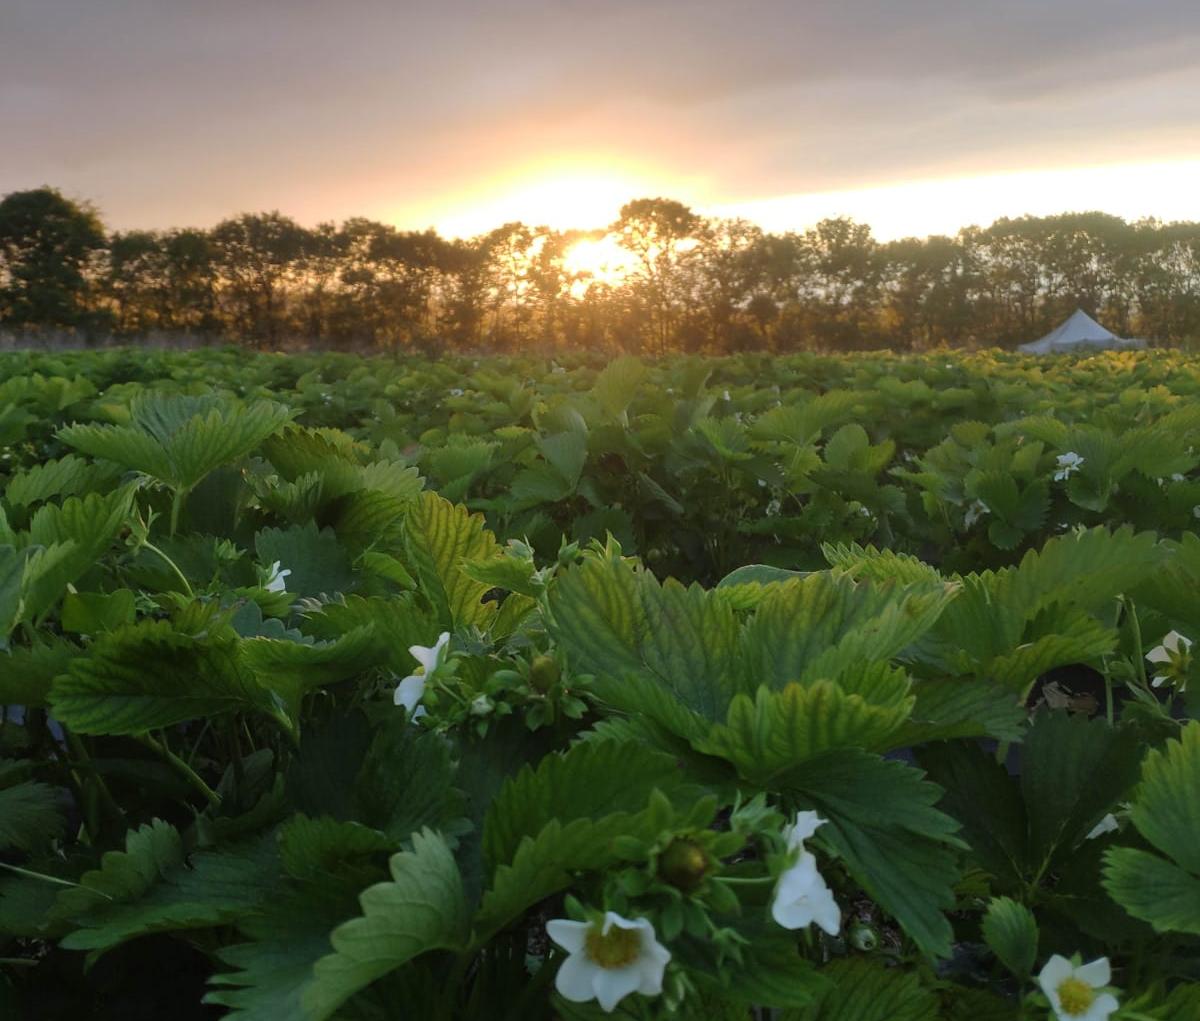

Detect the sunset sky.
[{"left": 3, "top": 0, "right": 1199, "bottom": 240}]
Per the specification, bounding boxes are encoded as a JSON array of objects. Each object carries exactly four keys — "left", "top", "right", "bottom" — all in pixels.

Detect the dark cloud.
[{"left": 1, "top": 0, "right": 1198, "bottom": 228}]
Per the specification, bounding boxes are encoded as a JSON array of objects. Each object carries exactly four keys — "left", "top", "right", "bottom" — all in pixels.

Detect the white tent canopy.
[{"left": 1018, "top": 309, "right": 1146, "bottom": 354}]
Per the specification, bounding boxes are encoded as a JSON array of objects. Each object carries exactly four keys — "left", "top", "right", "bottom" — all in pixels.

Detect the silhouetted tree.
[
  {"left": 160, "top": 229, "right": 218, "bottom": 333},
  {"left": 210, "top": 212, "right": 308, "bottom": 346},
  {"left": 5, "top": 186, "right": 1200, "bottom": 352},
  {"left": 692, "top": 218, "right": 767, "bottom": 351},
  {"left": 614, "top": 198, "right": 705, "bottom": 354},
  {"left": 773, "top": 218, "right": 882, "bottom": 349},
  {"left": 880, "top": 234, "right": 974, "bottom": 350},
  {"left": 107, "top": 230, "right": 166, "bottom": 333},
  {"left": 0, "top": 187, "right": 107, "bottom": 331},
  {"left": 478, "top": 222, "right": 541, "bottom": 350}
]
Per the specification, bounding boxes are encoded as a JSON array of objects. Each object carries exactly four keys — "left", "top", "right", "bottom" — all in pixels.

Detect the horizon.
[
  {"left": 20, "top": 165, "right": 1200, "bottom": 246},
  {"left": 4, "top": 1, "right": 1199, "bottom": 241}
]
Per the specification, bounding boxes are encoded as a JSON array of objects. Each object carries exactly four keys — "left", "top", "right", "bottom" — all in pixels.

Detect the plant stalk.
[{"left": 136, "top": 732, "right": 222, "bottom": 808}]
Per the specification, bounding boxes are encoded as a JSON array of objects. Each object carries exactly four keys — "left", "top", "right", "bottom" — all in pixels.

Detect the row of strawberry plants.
[
  {"left": 3, "top": 348, "right": 1200, "bottom": 584},
  {"left": 0, "top": 389, "right": 1197, "bottom": 1017}
]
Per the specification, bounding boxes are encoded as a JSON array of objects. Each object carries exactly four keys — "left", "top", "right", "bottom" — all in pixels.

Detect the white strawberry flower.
[
  {"left": 1146, "top": 629, "right": 1193, "bottom": 691},
  {"left": 1053, "top": 451, "right": 1085, "bottom": 481},
  {"left": 1085, "top": 814, "right": 1118, "bottom": 840},
  {"left": 771, "top": 811, "right": 841, "bottom": 935},
  {"left": 1037, "top": 954, "right": 1118, "bottom": 1021},
  {"left": 546, "top": 911, "right": 671, "bottom": 1013},
  {"left": 964, "top": 499, "right": 989, "bottom": 527},
  {"left": 393, "top": 632, "right": 450, "bottom": 713},
  {"left": 263, "top": 561, "right": 291, "bottom": 593}
]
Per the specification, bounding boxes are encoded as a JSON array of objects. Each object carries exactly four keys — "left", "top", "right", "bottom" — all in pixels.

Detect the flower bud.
[{"left": 657, "top": 838, "right": 710, "bottom": 892}]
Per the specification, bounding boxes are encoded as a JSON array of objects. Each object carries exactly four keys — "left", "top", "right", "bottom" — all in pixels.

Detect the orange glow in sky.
[
  {"left": 415, "top": 157, "right": 1200, "bottom": 242},
  {"left": 428, "top": 164, "right": 683, "bottom": 239}
]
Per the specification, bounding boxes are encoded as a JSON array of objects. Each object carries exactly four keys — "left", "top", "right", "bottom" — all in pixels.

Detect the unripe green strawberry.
[
  {"left": 848, "top": 921, "right": 879, "bottom": 951},
  {"left": 529, "top": 654, "right": 560, "bottom": 692},
  {"left": 658, "top": 838, "right": 710, "bottom": 892}
]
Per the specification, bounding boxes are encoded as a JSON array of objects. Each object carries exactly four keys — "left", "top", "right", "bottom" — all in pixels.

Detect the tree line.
[{"left": 2, "top": 186, "right": 1198, "bottom": 352}]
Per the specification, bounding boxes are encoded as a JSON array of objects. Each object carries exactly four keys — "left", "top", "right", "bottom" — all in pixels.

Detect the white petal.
[
  {"left": 634, "top": 944, "right": 670, "bottom": 997},
  {"left": 1152, "top": 675, "right": 1168, "bottom": 687},
  {"left": 1084, "top": 992, "right": 1120, "bottom": 1021},
  {"left": 810, "top": 885, "right": 842, "bottom": 935},
  {"left": 774, "top": 855, "right": 820, "bottom": 900},
  {"left": 1146, "top": 645, "right": 1171, "bottom": 664},
  {"left": 263, "top": 561, "right": 290, "bottom": 593},
  {"left": 772, "top": 872, "right": 825, "bottom": 929},
  {"left": 1038, "top": 955, "right": 1074, "bottom": 1001},
  {"left": 1086, "top": 814, "right": 1118, "bottom": 840},
  {"left": 546, "top": 919, "right": 589, "bottom": 955},
  {"left": 592, "top": 965, "right": 642, "bottom": 1013},
  {"left": 408, "top": 643, "right": 437, "bottom": 674},
  {"left": 1074, "top": 956, "right": 1111, "bottom": 988},
  {"left": 630, "top": 919, "right": 668, "bottom": 955},
  {"left": 784, "top": 810, "right": 826, "bottom": 848},
  {"left": 601, "top": 910, "right": 639, "bottom": 933},
  {"left": 772, "top": 895, "right": 817, "bottom": 930},
  {"left": 408, "top": 632, "right": 451, "bottom": 673},
  {"left": 393, "top": 674, "right": 425, "bottom": 711},
  {"left": 554, "top": 952, "right": 599, "bottom": 1003}
]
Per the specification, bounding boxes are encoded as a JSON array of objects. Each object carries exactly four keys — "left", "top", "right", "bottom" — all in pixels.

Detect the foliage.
[
  {"left": 1103, "top": 724, "right": 1200, "bottom": 936},
  {"left": 0, "top": 350, "right": 1197, "bottom": 1016}
]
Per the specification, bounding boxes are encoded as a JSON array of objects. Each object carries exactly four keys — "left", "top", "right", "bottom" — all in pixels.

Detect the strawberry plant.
[{"left": 0, "top": 349, "right": 1197, "bottom": 1017}]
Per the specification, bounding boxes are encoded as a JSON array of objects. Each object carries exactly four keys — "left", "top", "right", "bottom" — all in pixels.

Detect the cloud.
[{"left": 1, "top": 0, "right": 1198, "bottom": 231}]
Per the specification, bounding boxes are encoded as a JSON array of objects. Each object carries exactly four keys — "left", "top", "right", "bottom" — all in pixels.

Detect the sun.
[
  {"left": 562, "top": 234, "right": 636, "bottom": 292},
  {"left": 430, "top": 165, "right": 662, "bottom": 238}
]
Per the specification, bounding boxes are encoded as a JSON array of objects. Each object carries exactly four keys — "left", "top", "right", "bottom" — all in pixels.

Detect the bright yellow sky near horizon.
[
  {"left": 419, "top": 159, "right": 677, "bottom": 240},
  {"left": 422, "top": 157, "right": 1200, "bottom": 242}
]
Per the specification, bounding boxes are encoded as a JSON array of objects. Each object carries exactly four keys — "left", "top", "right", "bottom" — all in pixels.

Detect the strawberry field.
[{"left": 1, "top": 345, "right": 1198, "bottom": 1019}]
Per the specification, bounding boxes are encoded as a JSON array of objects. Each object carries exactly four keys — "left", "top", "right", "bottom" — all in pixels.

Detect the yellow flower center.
[
  {"left": 1057, "top": 976, "right": 1096, "bottom": 1016},
  {"left": 585, "top": 924, "right": 642, "bottom": 969}
]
